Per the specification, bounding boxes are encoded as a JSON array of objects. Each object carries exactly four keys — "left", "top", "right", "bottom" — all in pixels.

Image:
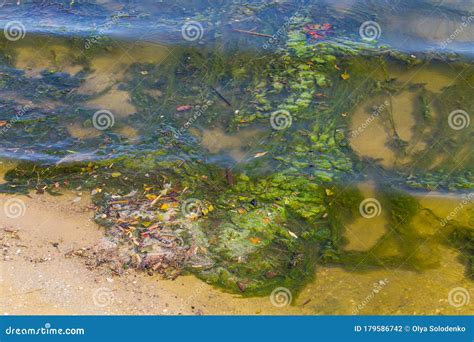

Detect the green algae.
[{"left": 448, "top": 227, "right": 474, "bottom": 279}]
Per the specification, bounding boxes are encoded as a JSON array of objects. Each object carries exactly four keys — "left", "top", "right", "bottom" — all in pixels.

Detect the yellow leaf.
[
  {"left": 341, "top": 71, "right": 350, "bottom": 80},
  {"left": 145, "top": 194, "right": 157, "bottom": 201},
  {"left": 325, "top": 189, "right": 334, "bottom": 196},
  {"left": 160, "top": 203, "right": 169, "bottom": 210},
  {"left": 250, "top": 237, "right": 261, "bottom": 244}
]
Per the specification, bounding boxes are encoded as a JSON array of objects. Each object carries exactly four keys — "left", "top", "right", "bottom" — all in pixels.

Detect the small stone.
[
  {"left": 237, "top": 281, "right": 247, "bottom": 292},
  {"left": 265, "top": 271, "right": 277, "bottom": 279}
]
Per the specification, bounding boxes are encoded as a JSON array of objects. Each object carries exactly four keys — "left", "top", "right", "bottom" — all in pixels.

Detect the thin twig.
[
  {"left": 209, "top": 86, "right": 232, "bottom": 107},
  {"left": 232, "top": 28, "right": 272, "bottom": 38}
]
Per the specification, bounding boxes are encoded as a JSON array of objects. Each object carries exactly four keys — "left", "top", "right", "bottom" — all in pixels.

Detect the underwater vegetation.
[{"left": 0, "top": 1, "right": 473, "bottom": 298}]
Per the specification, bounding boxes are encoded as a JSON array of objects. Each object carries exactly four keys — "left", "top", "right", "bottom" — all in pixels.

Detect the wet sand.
[{"left": 0, "top": 192, "right": 472, "bottom": 315}]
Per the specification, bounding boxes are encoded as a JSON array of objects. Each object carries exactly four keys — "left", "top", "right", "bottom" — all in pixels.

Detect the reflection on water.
[{"left": 0, "top": 0, "right": 473, "bottom": 52}]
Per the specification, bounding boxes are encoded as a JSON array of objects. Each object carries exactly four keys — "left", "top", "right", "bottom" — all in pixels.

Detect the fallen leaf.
[
  {"left": 145, "top": 194, "right": 157, "bottom": 201},
  {"left": 91, "top": 188, "right": 102, "bottom": 196},
  {"left": 254, "top": 151, "right": 268, "bottom": 158},
  {"left": 0, "top": 120, "right": 7, "bottom": 127},
  {"left": 177, "top": 105, "right": 193, "bottom": 112},
  {"left": 322, "top": 23, "right": 332, "bottom": 30},
  {"left": 288, "top": 230, "right": 298, "bottom": 239},
  {"left": 250, "top": 237, "right": 261, "bottom": 244}
]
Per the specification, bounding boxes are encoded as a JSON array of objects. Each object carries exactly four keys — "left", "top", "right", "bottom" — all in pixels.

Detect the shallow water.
[{"left": 0, "top": 0, "right": 473, "bottom": 314}]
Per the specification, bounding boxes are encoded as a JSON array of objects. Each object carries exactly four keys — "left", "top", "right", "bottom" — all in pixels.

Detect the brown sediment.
[
  {"left": 349, "top": 95, "right": 396, "bottom": 168},
  {"left": 14, "top": 44, "right": 83, "bottom": 78},
  {"left": 66, "top": 122, "right": 102, "bottom": 140},
  {"left": 86, "top": 88, "right": 136, "bottom": 118},
  {"left": 195, "top": 127, "right": 264, "bottom": 161},
  {"left": 388, "top": 63, "right": 461, "bottom": 94},
  {"left": 349, "top": 86, "right": 443, "bottom": 169}
]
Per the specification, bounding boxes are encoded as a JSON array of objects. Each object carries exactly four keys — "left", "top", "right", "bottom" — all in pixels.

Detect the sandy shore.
[
  {"left": 0, "top": 192, "right": 472, "bottom": 315},
  {"left": 0, "top": 193, "right": 302, "bottom": 315}
]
